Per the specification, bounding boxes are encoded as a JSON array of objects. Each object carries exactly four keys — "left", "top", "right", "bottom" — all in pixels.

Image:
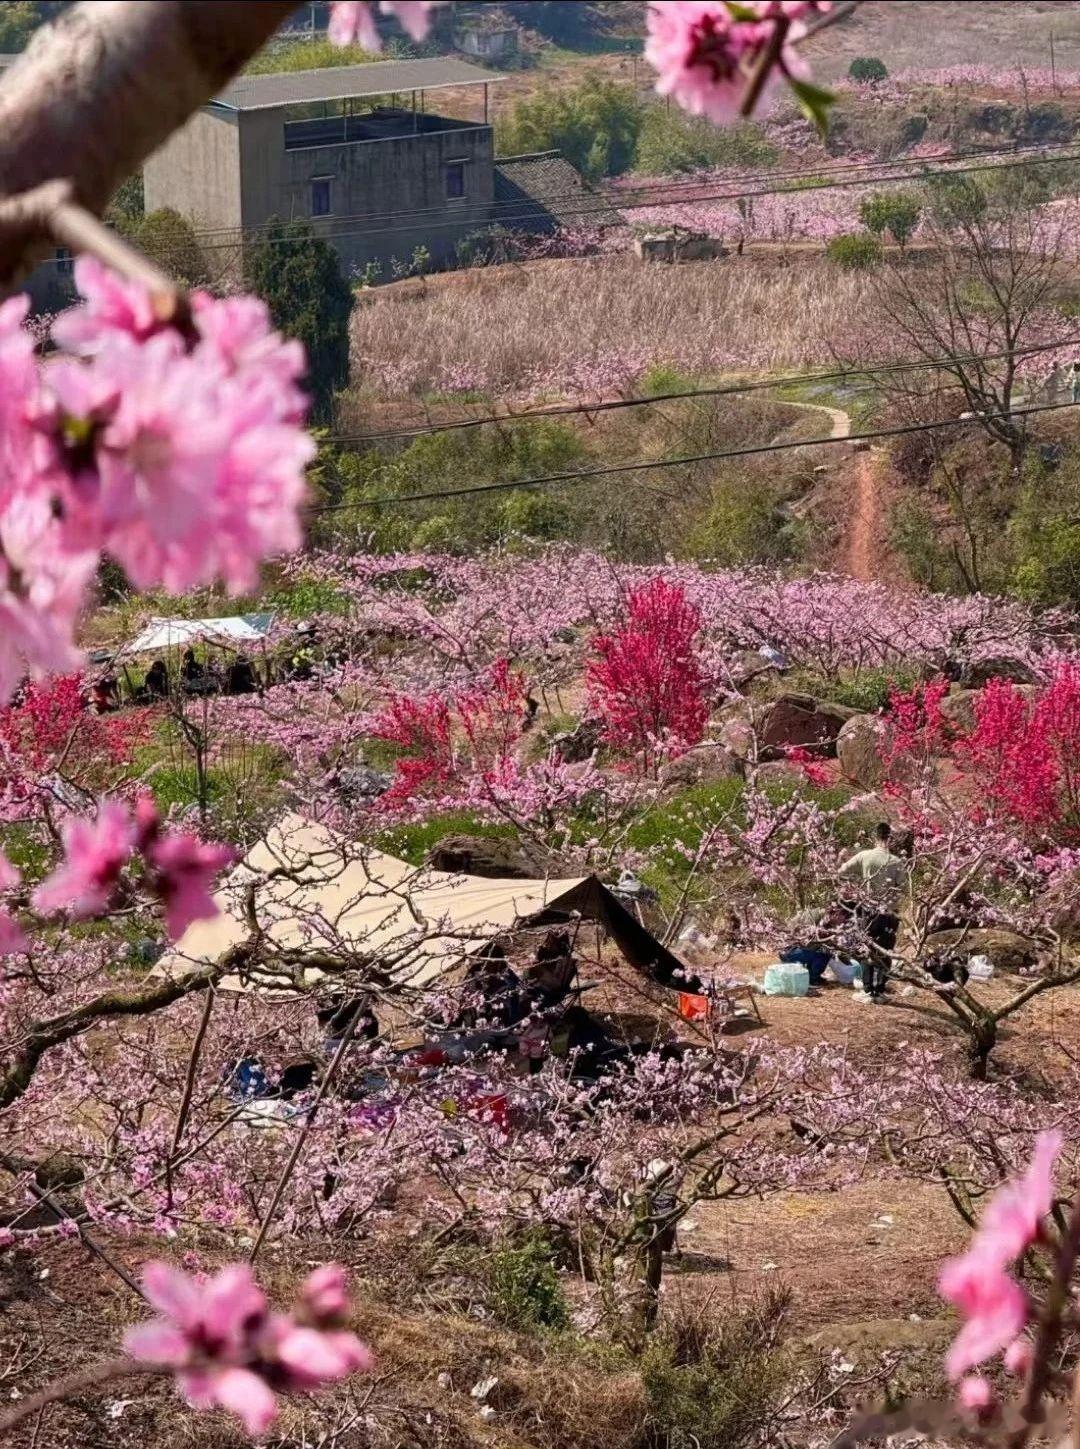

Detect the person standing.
[{"left": 838, "top": 822, "right": 908, "bottom": 1001}]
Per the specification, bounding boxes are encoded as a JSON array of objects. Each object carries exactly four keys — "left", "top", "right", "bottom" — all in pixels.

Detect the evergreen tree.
[{"left": 246, "top": 218, "right": 352, "bottom": 421}]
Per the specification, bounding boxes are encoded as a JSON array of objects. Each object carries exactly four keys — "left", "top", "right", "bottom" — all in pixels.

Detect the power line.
[
  {"left": 325, "top": 333, "right": 1080, "bottom": 445},
  {"left": 32, "top": 140, "right": 1080, "bottom": 273},
  {"left": 190, "top": 143, "right": 1080, "bottom": 251},
  {"left": 310, "top": 399, "right": 1080, "bottom": 514},
  {"left": 172, "top": 135, "right": 1080, "bottom": 243},
  {"left": 49, "top": 141, "right": 1077, "bottom": 266}
]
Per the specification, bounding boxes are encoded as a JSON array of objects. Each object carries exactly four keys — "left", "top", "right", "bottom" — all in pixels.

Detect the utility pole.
[{"left": 1051, "top": 29, "right": 1058, "bottom": 93}]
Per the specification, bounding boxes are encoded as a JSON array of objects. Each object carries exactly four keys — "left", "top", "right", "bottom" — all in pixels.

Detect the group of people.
[{"left": 780, "top": 821, "right": 910, "bottom": 1002}]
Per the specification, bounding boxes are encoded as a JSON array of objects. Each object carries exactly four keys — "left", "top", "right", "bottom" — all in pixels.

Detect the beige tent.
[{"left": 156, "top": 813, "right": 691, "bottom": 995}]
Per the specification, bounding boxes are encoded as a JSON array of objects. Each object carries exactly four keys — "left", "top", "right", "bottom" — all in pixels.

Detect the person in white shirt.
[{"left": 838, "top": 822, "right": 907, "bottom": 1000}]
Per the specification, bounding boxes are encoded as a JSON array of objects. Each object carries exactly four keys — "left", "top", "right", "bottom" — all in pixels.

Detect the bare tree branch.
[{"left": 0, "top": 0, "right": 299, "bottom": 285}]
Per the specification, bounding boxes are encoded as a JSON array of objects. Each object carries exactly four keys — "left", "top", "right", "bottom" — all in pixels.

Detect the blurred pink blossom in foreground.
[
  {"left": 0, "top": 259, "right": 311, "bottom": 706},
  {"left": 938, "top": 1130, "right": 1061, "bottom": 1404},
  {"left": 328, "top": 0, "right": 437, "bottom": 47},
  {"left": 124, "top": 1261, "right": 371, "bottom": 1435},
  {"left": 29, "top": 796, "right": 235, "bottom": 939},
  {"left": 644, "top": 1, "right": 825, "bottom": 123}
]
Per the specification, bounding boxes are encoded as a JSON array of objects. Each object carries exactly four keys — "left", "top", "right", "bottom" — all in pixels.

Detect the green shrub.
[
  {"left": 268, "top": 575, "right": 351, "bottom": 617},
  {"left": 641, "top": 1290, "right": 796, "bottom": 1449},
  {"left": 683, "top": 480, "right": 795, "bottom": 566},
  {"left": 1017, "top": 101, "right": 1073, "bottom": 143},
  {"left": 826, "top": 232, "right": 883, "bottom": 270},
  {"left": 247, "top": 38, "right": 380, "bottom": 73},
  {"left": 489, "top": 1234, "right": 570, "bottom": 1333},
  {"left": 376, "top": 811, "right": 518, "bottom": 865},
  {"left": 128, "top": 208, "right": 208, "bottom": 287},
  {"left": 788, "top": 665, "right": 923, "bottom": 713},
  {"left": 640, "top": 363, "right": 696, "bottom": 397},
  {"left": 634, "top": 105, "right": 778, "bottom": 175},
  {"left": 967, "top": 102, "right": 1017, "bottom": 135},
  {"left": 848, "top": 56, "right": 887, "bottom": 83},
  {"left": 497, "top": 75, "right": 642, "bottom": 180},
  {"left": 859, "top": 190, "right": 921, "bottom": 250},
  {"left": 900, "top": 112, "right": 929, "bottom": 145}
]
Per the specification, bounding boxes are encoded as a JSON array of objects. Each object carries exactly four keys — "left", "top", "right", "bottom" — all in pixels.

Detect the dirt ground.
[{"left": 804, "top": 1, "right": 1080, "bottom": 85}]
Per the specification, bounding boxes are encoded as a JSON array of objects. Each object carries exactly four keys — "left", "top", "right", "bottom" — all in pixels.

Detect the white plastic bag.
[
  {"left": 827, "top": 956, "right": 862, "bottom": 987},
  {"left": 967, "top": 954, "right": 994, "bottom": 982}
]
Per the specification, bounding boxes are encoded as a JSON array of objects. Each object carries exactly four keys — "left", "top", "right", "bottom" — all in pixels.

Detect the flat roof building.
[{"left": 144, "top": 57, "right": 505, "bottom": 277}]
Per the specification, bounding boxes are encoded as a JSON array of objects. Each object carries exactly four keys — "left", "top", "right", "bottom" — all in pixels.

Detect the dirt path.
[
  {"left": 784, "top": 400, "right": 851, "bottom": 441},
  {"left": 847, "top": 447, "right": 885, "bottom": 582}
]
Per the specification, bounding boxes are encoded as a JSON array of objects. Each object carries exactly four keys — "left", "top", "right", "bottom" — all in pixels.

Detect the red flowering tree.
[
  {"left": 586, "top": 577, "right": 708, "bottom": 771},
  {"left": 370, "top": 658, "right": 530, "bottom": 803},
  {"left": 958, "top": 663, "right": 1080, "bottom": 840}
]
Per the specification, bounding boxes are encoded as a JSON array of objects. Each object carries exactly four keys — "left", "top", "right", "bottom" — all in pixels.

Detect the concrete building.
[
  {"left": 455, "top": 23, "right": 520, "bottom": 62},
  {"left": 144, "top": 58, "right": 505, "bottom": 277}
]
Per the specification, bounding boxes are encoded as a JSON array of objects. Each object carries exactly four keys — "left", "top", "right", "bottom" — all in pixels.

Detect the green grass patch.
[
  {"left": 785, "top": 664, "right": 923, "bottom": 714},
  {"left": 376, "top": 811, "right": 519, "bottom": 866},
  {"left": 0, "top": 823, "right": 50, "bottom": 881}
]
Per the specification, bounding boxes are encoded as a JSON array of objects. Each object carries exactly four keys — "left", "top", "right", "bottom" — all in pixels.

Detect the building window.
[
  {"left": 311, "top": 177, "right": 332, "bottom": 217},
  {"left": 445, "top": 161, "right": 466, "bottom": 200},
  {"left": 55, "top": 246, "right": 74, "bottom": 276}
]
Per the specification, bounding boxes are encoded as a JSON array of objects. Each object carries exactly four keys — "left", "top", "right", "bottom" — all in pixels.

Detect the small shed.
[{"left": 494, "top": 150, "right": 624, "bottom": 234}]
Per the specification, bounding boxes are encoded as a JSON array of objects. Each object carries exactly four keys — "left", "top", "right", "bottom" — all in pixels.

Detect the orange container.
[{"left": 678, "top": 991, "right": 710, "bottom": 1022}]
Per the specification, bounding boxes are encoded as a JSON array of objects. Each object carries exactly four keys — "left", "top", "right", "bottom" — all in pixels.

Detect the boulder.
[
  {"left": 334, "top": 765, "right": 392, "bottom": 800},
  {"left": 836, "top": 713, "right": 891, "bottom": 789},
  {"left": 965, "top": 657, "right": 1040, "bottom": 689},
  {"left": 939, "top": 685, "right": 1036, "bottom": 734},
  {"left": 550, "top": 717, "right": 603, "bottom": 764},
  {"left": 757, "top": 693, "right": 857, "bottom": 759},
  {"left": 1044, "top": 871, "right": 1080, "bottom": 944},
  {"left": 427, "top": 834, "right": 552, "bottom": 881},
  {"left": 923, "top": 927, "right": 1039, "bottom": 974},
  {"left": 659, "top": 743, "right": 743, "bottom": 790}
]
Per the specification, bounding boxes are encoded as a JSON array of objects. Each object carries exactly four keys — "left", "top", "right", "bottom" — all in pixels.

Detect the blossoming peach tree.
[{"left": 4, "top": 1, "right": 1078, "bottom": 1444}]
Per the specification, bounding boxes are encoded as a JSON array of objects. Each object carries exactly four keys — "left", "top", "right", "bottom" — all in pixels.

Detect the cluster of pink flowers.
[
  {"left": 938, "top": 1131, "right": 1061, "bottom": 1410},
  {"left": 26, "top": 795, "right": 234, "bottom": 940},
  {"left": 644, "top": 1, "right": 829, "bottom": 123},
  {"left": 328, "top": 0, "right": 437, "bottom": 48},
  {"left": 124, "top": 1261, "right": 371, "bottom": 1435},
  {"left": 0, "top": 259, "right": 311, "bottom": 706}
]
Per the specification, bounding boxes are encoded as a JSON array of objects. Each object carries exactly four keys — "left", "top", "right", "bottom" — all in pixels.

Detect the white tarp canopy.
[
  {"left": 156, "top": 814, "right": 590, "bottom": 994},
  {"left": 155, "top": 814, "right": 690, "bottom": 996},
  {"left": 123, "top": 613, "right": 277, "bottom": 655}
]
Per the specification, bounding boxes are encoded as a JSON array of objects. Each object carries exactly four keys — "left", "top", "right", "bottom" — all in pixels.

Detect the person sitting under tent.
[
  {"left": 225, "top": 653, "right": 259, "bottom": 696},
  {"left": 144, "top": 658, "right": 170, "bottom": 701},
  {"left": 316, "top": 995, "right": 379, "bottom": 1056},
  {"left": 89, "top": 671, "right": 120, "bottom": 714},
  {"left": 180, "top": 647, "right": 206, "bottom": 693},
  {"left": 467, "top": 941, "right": 526, "bottom": 1029},
  {"left": 527, "top": 928, "right": 578, "bottom": 1008}
]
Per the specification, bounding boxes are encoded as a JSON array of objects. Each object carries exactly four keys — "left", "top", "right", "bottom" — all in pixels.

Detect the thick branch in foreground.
[
  {"left": 0, "top": 945, "right": 251, "bottom": 1110},
  {"left": 0, "top": 0, "right": 298, "bottom": 284}
]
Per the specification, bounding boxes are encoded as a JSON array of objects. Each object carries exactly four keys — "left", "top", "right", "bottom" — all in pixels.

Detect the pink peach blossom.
[
  {"left": 32, "top": 799, "right": 137, "bottom": 917},
  {"left": 124, "top": 1261, "right": 371, "bottom": 1437}
]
